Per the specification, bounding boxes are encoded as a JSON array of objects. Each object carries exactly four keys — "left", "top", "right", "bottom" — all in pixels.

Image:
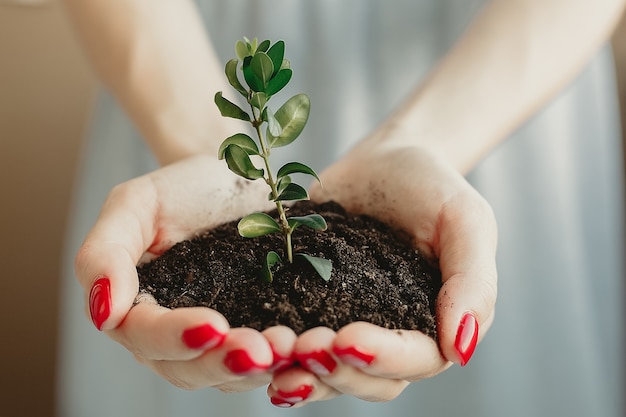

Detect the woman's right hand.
[{"left": 74, "top": 154, "right": 297, "bottom": 392}]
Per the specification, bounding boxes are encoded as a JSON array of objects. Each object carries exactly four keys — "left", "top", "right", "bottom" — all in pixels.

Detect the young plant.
[{"left": 215, "top": 37, "right": 332, "bottom": 283}]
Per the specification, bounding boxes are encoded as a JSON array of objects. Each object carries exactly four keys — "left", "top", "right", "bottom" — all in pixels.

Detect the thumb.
[
  {"left": 74, "top": 180, "right": 157, "bottom": 331},
  {"left": 435, "top": 190, "right": 498, "bottom": 366}
]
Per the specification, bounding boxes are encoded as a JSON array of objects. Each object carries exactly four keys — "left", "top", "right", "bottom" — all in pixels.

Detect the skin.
[{"left": 65, "top": 0, "right": 626, "bottom": 406}]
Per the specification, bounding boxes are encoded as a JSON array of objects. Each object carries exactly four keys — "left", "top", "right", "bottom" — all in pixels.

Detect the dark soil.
[{"left": 137, "top": 201, "right": 441, "bottom": 338}]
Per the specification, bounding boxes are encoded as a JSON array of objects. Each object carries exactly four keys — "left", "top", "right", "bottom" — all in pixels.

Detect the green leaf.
[
  {"left": 238, "top": 212, "right": 281, "bottom": 237},
  {"left": 264, "top": 107, "right": 282, "bottom": 137},
  {"left": 277, "top": 162, "right": 321, "bottom": 184},
  {"left": 251, "top": 52, "right": 274, "bottom": 89},
  {"left": 266, "top": 40, "right": 285, "bottom": 77},
  {"left": 295, "top": 253, "right": 332, "bottom": 281},
  {"left": 275, "top": 182, "right": 309, "bottom": 201},
  {"left": 280, "top": 59, "right": 291, "bottom": 71},
  {"left": 267, "top": 94, "right": 310, "bottom": 148},
  {"left": 214, "top": 92, "right": 250, "bottom": 121},
  {"left": 250, "top": 92, "right": 267, "bottom": 110},
  {"left": 243, "top": 57, "right": 264, "bottom": 92},
  {"left": 218, "top": 134, "right": 259, "bottom": 160},
  {"left": 225, "top": 59, "right": 246, "bottom": 94},
  {"left": 225, "top": 59, "right": 247, "bottom": 97},
  {"left": 235, "top": 40, "right": 248, "bottom": 60},
  {"left": 277, "top": 175, "right": 292, "bottom": 194},
  {"left": 288, "top": 214, "right": 328, "bottom": 232},
  {"left": 258, "top": 39, "right": 271, "bottom": 53},
  {"left": 260, "top": 251, "right": 281, "bottom": 283},
  {"left": 249, "top": 37, "right": 258, "bottom": 53},
  {"left": 224, "top": 144, "right": 264, "bottom": 180},
  {"left": 265, "top": 69, "right": 292, "bottom": 97}
]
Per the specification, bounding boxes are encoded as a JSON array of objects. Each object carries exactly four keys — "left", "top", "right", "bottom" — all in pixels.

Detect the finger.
[
  {"left": 435, "top": 190, "right": 498, "bottom": 366},
  {"left": 106, "top": 298, "right": 229, "bottom": 361},
  {"left": 267, "top": 366, "right": 340, "bottom": 408},
  {"left": 74, "top": 180, "right": 158, "bottom": 331},
  {"left": 145, "top": 327, "right": 274, "bottom": 391},
  {"left": 262, "top": 326, "right": 298, "bottom": 372},
  {"left": 294, "top": 327, "right": 410, "bottom": 402},
  {"left": 332, "top": 321, "right": 450, "bottom": 381}
]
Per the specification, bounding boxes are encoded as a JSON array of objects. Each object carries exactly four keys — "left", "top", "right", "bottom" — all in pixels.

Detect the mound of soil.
[{"left": 137, "top": 201, "right": 441, "bottom": 338}]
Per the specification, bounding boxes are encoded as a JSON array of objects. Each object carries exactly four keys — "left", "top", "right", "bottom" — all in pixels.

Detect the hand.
[
  {"left": 75, "top": 154, "right": 297, "bottom": 392},
  {"left": 266, "top": 140, "right": 498, "bottom": 406}
]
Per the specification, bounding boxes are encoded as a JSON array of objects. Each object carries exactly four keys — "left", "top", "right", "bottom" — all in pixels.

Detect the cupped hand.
[
  {"left": 267, "top": 140, "right": 498, "bottom": 407},
  {"left": 74, "top": 154, "right": 297, "bottom": 392}
]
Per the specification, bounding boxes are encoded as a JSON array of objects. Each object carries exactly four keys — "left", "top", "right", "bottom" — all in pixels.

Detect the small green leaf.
[
  {"left": 238, "top": 212, "right": 281, "bottom": 237},
  {"left": 243, "top": 57, "right": 264, "bottom": 92},
  {"left": 277, "top": 162, "right": 321, "bottom": 184},
  {"left": 260, "top": 251, "right": 281, "bottom": 283},
  {"left": 264, "top": 107, "right": 282, "bottom": 137},
  {"left": 270, "top": 176, "right": 292, "bottom": 200},
  {"left": 225, "top": 59, "right": 247, "bottom": 97},
  {"left": 235, "top": 40, "right": 248, "bottom": 60},
  {"left": 249, "top": 37, "right": 258, "bottom": 53},
  {"left": 251, "top": 52, "right": 274, "bottom": 89},
  {"left": 267, "top": 94, "right": 310, "bottom": 147},
  {"left": 214, "top": 92, "right": 250, "bottom": 121},
  {"left": 296, "top": 253, "right": 332, "bottom": 281},
  {"left": 288, "top": 214, "right": 328, "bottom": 232},
  {"left": 280, "top": 59, "right": 291, "bottom": 71},
  {"left": 218, "top": 134, "right": 259, "bottom": 160},
  {"left": 275, "top": 182, "right": 309, "bottom": 201},
  {"left": 277, "top": 175, "right": 292, "bottom": 194},
  {"left": 258, "top": 39, "right": 271, "bottom": 53},
  {"left": 265, "top": 69, "right": 292, "bottom": 97},
  {"left": 250, "top": 92, "right": 267, "bottom": 110},
  {"left": 224, "top": 144, "right": 264, "bottom": 180},
  {"left": 266, "top": 40, "right": 285, "bottom": 77}
]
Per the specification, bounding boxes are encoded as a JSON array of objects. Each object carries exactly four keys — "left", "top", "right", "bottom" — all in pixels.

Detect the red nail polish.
[
  {"left": 224, "top": 349, "right": 269, "bottom": 375},
  {"left": 333, "top": 345, "right": 375, "bottom": 368},
  {"left": 455, "top": 312, "right": 479, "bottom": 367},
  {"left": 89, "top": 277, "right": 111, "bottom": 331},
  {"left": 270, "top": 397, "right": 295, "bottom": 408},
  {"left": 269, "top": 345, "right": 294, "bottom": 373},
  {"left": 182, "top": 324, "right": 225, "bottom": 350},
  {"left": 296, "top": 350, "right": 337, "bottom": 376},
  {"left": 276, "top": 385, "right": 313, "bottom": 403}
]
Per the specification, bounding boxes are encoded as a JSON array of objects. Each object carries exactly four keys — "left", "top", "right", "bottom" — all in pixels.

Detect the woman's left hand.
[{"left": 266, "top": 140, "right": 498, "bottom": 407}]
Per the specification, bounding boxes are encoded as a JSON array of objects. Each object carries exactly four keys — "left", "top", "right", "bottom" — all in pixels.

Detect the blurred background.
[{"left": 0, "top": 1, "right": 624, "bottom": 416}]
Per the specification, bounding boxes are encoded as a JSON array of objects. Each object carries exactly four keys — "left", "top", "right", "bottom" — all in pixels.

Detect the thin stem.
[{"left": 251, "top": 105, "right": 294, "bottom": 263}]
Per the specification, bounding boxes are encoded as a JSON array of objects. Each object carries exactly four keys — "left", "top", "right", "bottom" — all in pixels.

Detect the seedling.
[{"left": 215, "top": 37, "right": 332, "bottom": 282}]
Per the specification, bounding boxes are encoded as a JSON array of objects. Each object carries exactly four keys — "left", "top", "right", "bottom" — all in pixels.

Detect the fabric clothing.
[{"left": 57, "top": 1, "right": 625, "bottom": 416}]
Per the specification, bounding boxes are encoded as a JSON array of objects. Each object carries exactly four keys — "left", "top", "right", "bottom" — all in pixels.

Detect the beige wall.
[{"left": 0, "top": 1, "right": 95, "bottom": 416}]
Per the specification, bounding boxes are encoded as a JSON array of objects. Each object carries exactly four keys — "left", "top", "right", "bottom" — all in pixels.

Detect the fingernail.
[
  {"left": 269, "top": 345, "right": 295, "bottom": 373},
  {"left": 89, "top": 277, "right": 111, "bottom": 331},
  {"left": 333, "top": 345, "right": 375, "bottom": 368},
  {"left": 182, "top": 324, "right": 225, "bottom": 350},
  {"left": 296, "top": 350, "right": 337, "bottom": 376},
  {"left": 224, "top": 349, "right": 269, "bottom": 375},
  {"left": 270, "top": 397, "right": 295, "bottom": 408},
  {"left": 276, "top": 384, "right": 314, "bottom": 403},
  {"left": 455, "top": 312, "right": 479, "bottom": 367}
]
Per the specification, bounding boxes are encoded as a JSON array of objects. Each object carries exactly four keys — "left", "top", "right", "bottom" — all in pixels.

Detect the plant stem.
[{"left": 252, "top": 108, "right": 294, "bottom": 263}]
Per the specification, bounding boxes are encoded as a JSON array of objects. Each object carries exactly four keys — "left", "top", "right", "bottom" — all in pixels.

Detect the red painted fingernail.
[
  {"left": 182, "top": 324, "right": 225, "bottom": 350},
  {"left": 276, "top": 384, "right": 314, "bottom": 403},
  {"left": 455, "top": 312, "right": 479, "bottom": 367},
  {"left": 296, "top": 350, "right": 337, "bottom": 376},
  {"left": 224, "top": 349, "right": 269, "bottom": 375},
  {"left": 269, "top": 345, "right": 295, "bottom": 373},
  {"left": 89, "top": 277, "right": 111, "bottom": 331},
  {"left": 270, "top": 396, "right": 295, "bottom": 408},
  {"left": 333, "top": 345, "right": 375, "bottom": 368}
]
